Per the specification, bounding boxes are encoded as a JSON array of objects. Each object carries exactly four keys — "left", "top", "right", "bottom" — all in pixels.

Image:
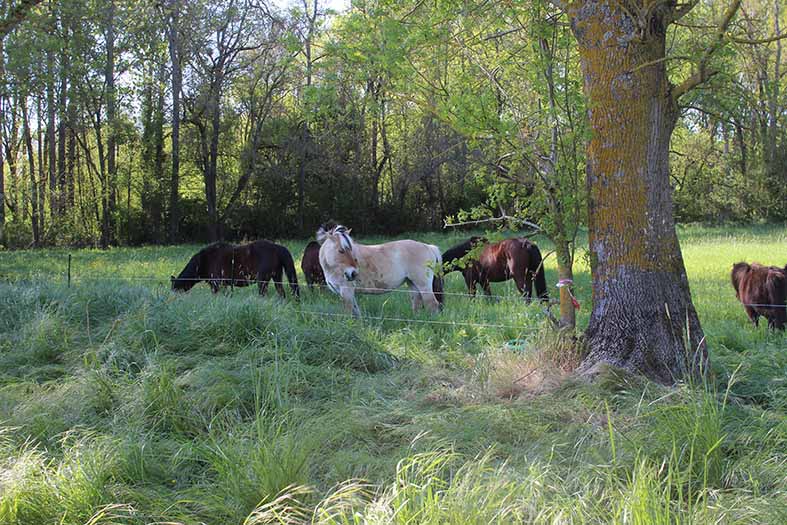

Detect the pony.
[
  {"left": 171, "top": 240, "right": 299, "bottom": 298},
  {"left": 301, "top": 240, "right": 326, "bottom": 291},
  {"left": 442, "top": 236, "right": 548, "bottom": 302},
  {"left": 731, "top": 262, "right": 786, "bottom": 330},
  {"left": 316, "top": 224, "right": 443, "bottom": 317}
]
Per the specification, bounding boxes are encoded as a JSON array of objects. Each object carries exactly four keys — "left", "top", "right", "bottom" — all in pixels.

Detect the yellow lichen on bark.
[{"left": 571, "top": 1, "right": 672, "bottom": 276}]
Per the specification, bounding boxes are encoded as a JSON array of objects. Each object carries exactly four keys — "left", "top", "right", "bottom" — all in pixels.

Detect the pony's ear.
[
  {"left": 346, "top": 228, "right": 352, "bottom": 234},
  {"left": 316, "top": 227, "right": 328, "bottom": 245}
]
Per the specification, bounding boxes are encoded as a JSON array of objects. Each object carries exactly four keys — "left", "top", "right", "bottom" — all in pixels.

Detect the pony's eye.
[{"left": 338, "top": 248, "right": 345, "bottom": 254}]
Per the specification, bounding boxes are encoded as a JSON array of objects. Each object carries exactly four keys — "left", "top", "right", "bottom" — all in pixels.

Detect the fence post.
[{"left": 67, "top": 254, "right": 72, "bottom": 288}]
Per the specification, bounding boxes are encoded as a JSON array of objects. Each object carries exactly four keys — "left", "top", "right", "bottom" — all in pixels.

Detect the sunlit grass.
[{"left": 0, "top": 225, "right": 785, "bottom": 523}]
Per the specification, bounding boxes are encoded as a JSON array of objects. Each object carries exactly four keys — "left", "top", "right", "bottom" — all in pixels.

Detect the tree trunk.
[
  {"left": 0, "top": 37, "right": 5, "bottom": 241},
  {"left": 36, "top": 96, "right": 45, "bottom": 237},
  {"left": 167, "top": 0, "right": 182, "bottom": 243},
  {"left": 46, "top": 46, "right": 57, "bottom": 217},
  {"left": 57, "top": 33, "right": 69, "bottom": 214},
  {"left": 297, "top": 122, "right": 307, "bottom": 232},
  {"left": 569, "top": 1, "right": 705, "bottom": 383},
  {"left": 4, "top": 91, "right": 20, "bottom": 217},
  {"left": 21, "top": 96, "right": 40, "bottom": 246},
  {"left": 206, "top": 78, "right": 222, "bottom": 241},
  {"left": 103, "top": 0, "right": 116, "bottom": 248}
]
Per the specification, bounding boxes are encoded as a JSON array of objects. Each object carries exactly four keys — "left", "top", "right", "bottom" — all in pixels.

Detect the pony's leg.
[
  {"left": 259, "top": 280, "right": 269, "bottom": 296},
  {"left": 464, "top": 271, "right": 477, "bottom": 297},
  {"left": 210, "top": 280, "right": 220, "bottom": 293},
  {"left": 273, "top": 269, "right": 286, "bottom": 298},
  {"left": 522, "top": 271, "right": 534, "bottom": 303},
  {"left": 481, "top": 279, "right": 492, "bottom": 298},
  {"left": 412, "top": 277, "right": 440, "bottom": 313},
  {"left": 744, "top": 306, "right": 758, "bottom": 327},
  {"left": 408, "top": 282, "right": 424, "bottom": 311},
  {"left": 339, "top": 286, "right": 360, "bottom": 317}
]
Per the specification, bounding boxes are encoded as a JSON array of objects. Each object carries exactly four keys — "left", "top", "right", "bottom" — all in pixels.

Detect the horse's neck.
[{"left": 352, "top": 242, "right": 369, "bottom": 258}]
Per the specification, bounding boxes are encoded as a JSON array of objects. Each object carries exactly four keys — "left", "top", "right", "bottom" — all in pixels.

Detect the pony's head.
[
  {"left": 171, "top": 274, "right": 195, "bottom": 292},
  {"left": 731, "top": 262, "right": 751, "bottom": 296},
  {"left": 317, "top": 224, "right": 359, "bottom": 282}
]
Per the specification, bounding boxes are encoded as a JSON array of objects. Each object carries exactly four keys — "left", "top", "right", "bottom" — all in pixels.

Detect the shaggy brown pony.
[
  {"left": 731, "top": 262, "right": 786, "bottom": 330},
  {"left": 171, "top": 240, "right": 299, "bottom": 298},
  {"left": 301, "top": 241, "right": 326, "bottom": 291},
  {"left": 442, "top": 237, "right": 548, "bottom": 302}
]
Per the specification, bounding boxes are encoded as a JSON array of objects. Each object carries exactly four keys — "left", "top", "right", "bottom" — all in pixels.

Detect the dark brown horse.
[
  {"left": 301, "top": 241, "right": 326, "bottom": 291},
  {"left": 171, "top": 240, "right": 299, "bottom": 298},
  {"left": 442, "top": 237, "right": 548, "bottom": 302},
  {"left": 731, "top": 262, "right": 786, "bottom": 330}
]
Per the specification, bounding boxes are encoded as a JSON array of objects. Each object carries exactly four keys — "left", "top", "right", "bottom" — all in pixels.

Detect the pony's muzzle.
[{"left": 345, "top": 268, "right": 358, "bottom": 281}]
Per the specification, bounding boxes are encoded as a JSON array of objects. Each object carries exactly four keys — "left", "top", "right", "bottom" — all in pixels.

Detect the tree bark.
[
  {"left": 46, "top": 45, "right": 57, "bottom": 217},
  {"left": 21, "top": 96, "right": 39, "bottom": 245},
  {"left": 4, "top": 91, "right": 21, "bottom": 217},
  {"left": 103, "top": 0, "right": 116, "bottom": 248},
  {"left": 166, "top": 0, "right": 181, "bottom": 243},
  {"left": 35, "top": 95, "right": 45, "bottom": 237},
  {"left": 57, "top": 27, "right": 69, "bottom": 214},
  {"left": 0, "top": 37, "right": 5, "bottom": 240},
  {"left": 206, "top": 76, "right": 222, "bottom": 241},
  {"left": 569, "top": 1, "right": 705, "bottom": 383}
]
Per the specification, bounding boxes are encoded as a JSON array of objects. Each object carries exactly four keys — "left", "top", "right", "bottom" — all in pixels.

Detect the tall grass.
[{"left": 0, "top": 226, "right": 785, "bottom": 523}]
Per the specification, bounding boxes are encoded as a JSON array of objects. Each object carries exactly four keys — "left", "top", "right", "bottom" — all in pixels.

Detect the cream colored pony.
[{"left": 317, "top": 224, "right": 444, "bottom": 317}]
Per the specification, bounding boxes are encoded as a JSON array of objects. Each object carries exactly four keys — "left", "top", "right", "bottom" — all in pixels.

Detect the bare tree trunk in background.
[
  {"left": 569, "top": 0, "right": 705, "bottom": 383},
  {"left": 66, "top": 98, "right": 76, "bottom": 207},
  {"left": 154, "top": 58, "right": 166, "bottom": 236},
  {"left": 102, "top": 0, "right": 116, "bottom": 248},
  {"left": 46, "top": 44, "right": 57, "bottom": 217},
  {"left": 36, "top": 95, "right": 45, "bottom": 237},
  {"left": 297, "top": 0, "right": 318, "bottom": 232},
  {"left": 4, "top": 91, "right": 21, "bottom": 218},
  {"left": 166, "top": 0, "right": 181, "bottom": 243},
  {"left": 57, "top": 24, "right": 69, "bottom": 214},
  {"left": 767, "top": 0, "right": 783, "bottom": 216},
  {"left": 21, "top": 96, "right": 40, "bottom": 245},
  {"left": 0, "top": 37, "right": 5, "bottom": 242},
  {"left": 206, "top": 75, "right": 222, "bottom": 241}
]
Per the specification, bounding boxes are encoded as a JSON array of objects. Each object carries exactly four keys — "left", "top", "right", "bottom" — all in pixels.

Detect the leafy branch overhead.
[{"left": 0, "top": 0, "right": 43, "bottom": 38}]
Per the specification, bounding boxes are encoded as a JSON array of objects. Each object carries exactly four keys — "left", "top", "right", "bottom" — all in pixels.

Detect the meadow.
[{"left": 0, "top": 225, "right": 785, "bottom": 524}]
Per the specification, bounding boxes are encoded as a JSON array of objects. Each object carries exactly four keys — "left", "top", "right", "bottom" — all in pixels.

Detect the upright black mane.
[{"left": 442, "top": 236, "right": 486, "bottom": 272}]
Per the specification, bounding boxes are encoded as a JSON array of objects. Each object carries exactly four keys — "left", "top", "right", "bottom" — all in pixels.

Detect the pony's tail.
[
  {"left": 529, "top": 243, "right": 549, "bottom": 302},
  {"left": 433, "top": 273, "right": 444, "bottom": 308},
  {"left": 280, "top": 247, "right": 300, "bottom": 299},
  {"left": 431, "top": 245, "right": 444, "bottom": 308}
]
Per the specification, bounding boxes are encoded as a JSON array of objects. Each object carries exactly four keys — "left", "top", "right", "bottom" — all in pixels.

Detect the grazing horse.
[
  {"left": 442, "top": 237, "right": 548, "bottom": 302},
  {"left": 171, "top": 240, "right": 299, "bottom": 298},
  {"left": 731, "top": 262, "right": 786, "bottom": 330},
  {"left": 316, "top": 224, "right": 443, "bottom": 317},
  {"left": 301, "top": 241, "right": 326, "bottom": 291}
]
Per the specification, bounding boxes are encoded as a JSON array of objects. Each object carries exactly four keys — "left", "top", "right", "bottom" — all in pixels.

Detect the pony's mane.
[
  {"left": 316, "top": 223, "right": 353, "bottom": 251},
  {"left": 442, "top": 236, "right": 485, "bottom": 265}
]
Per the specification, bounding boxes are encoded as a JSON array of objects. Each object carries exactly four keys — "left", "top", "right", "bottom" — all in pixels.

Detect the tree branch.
[
  {"left": 727, "top": 32, "right": 787, "bottom": 45},
  {"left": 0, "top": 0, "right": 44, "bottom": 38},
  {"left": 444, "top": 215, "right": 542, "bottom": 231},
  {"left": 672, "top": 0, "right": 742, "bottom": 101}
]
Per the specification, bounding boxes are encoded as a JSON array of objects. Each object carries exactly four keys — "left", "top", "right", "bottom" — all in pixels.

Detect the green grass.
[{"left": 0, "top": 225, "right": 785, "bottom": 524}]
